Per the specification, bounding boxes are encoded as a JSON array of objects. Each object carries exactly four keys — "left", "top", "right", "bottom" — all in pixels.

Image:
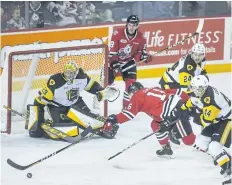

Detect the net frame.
[{"left": 3, "top": 44, "right": 108, "bottom": 134}]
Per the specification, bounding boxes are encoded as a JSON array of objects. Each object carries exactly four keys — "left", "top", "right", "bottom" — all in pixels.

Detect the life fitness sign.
[{"left": 113, "top": 17, "right": 225, "bottom": 65}]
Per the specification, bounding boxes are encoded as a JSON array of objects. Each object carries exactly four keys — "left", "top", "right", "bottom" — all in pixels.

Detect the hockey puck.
[{"left": 27, "top": 173, "right": 32, "bottom": 178}]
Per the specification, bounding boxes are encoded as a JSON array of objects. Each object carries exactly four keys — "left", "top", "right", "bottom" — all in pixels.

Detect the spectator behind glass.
[
  {"left": 6, "top": 6, "right": 26, "bottom": 30},
  {"left": 132, "top": 1, "right": 174, "bottom": 19},
  {"left": 1, "top": 7, "right": 8, "bottom": 31},
  {"left": 46, "top": 1, "right": 79, "bottom": 26},
  {"left": 74, "top": 2, "right": 101, "bottom": 24},
  {"left": 29, "top": 1, "right": 44, "bottom": 28}
]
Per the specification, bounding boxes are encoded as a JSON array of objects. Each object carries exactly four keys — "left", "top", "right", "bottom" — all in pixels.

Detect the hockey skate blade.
[{"left": 157, "top": 154, "right": 175, "bottom": 159}]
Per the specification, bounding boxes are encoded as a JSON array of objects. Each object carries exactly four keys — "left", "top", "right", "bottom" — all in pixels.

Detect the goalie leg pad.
[
  {"left": 28, "top": 105, "right": 44, "bottom": 138},
  {"left": 67, "top": 108, "right": 104, "bottom": 130},
  {"left": 42, "top": 123, "right": 79, "bottom": 140}
]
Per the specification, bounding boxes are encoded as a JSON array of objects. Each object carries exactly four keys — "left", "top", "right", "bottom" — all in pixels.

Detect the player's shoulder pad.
[
  {"left": 47, "top": 73, "right": 66, "bottom": 90},
  {"left": 75, "top": 68, "right": 88, "bottom": 79},
  {"left": 202, "top": 86, "right": 216, "bottom": 105},
  {"left": 183, "top": 54, "right": 196, "bottom": 70},
  {"left": 113, "top": 29, "right": 121, "bottom": 36}
]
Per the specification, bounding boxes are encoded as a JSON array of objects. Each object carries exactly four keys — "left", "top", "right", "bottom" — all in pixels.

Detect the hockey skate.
[
  {"left": 156, "top": 142, "right": 174, "bottom": 159},
  {"left": 221, "top": 166, "right": 231, "bottom": 185}
]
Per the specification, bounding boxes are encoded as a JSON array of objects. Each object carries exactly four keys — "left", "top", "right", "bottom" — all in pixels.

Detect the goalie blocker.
[{"left": 27, "top": 86, "right": 119, "bottom": 140}]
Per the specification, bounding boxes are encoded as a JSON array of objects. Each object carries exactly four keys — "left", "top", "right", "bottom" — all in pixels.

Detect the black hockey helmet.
[
  {"left": 128, "top": 81, "right": 144, "bottom": 98},
  {"left": 127, "top": 15, "right": 140, "bottom": 26}
]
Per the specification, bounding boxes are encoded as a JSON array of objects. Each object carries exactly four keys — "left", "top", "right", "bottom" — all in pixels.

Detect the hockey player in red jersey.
[
  {"left": 108, "top": 15, "right": 152, "bottom": 109},
  {"left": 103, "top": 82, "right": 196, "bottom": 158}
]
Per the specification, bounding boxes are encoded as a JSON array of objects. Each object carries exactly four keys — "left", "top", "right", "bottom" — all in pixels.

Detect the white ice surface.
[{"left": 1, "top": 73, "right": 231, "bottom": 185}]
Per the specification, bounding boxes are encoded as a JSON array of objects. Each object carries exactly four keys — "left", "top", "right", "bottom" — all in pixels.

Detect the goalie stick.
[
  {"left": 3, "top": 105, "right": 31, "bottom": 129},
  {"left": 7, "top": 126, "right": 93, "bottom": 170},
  {"left": 138, "top": 19, "right": 204, "bottom": 64}
]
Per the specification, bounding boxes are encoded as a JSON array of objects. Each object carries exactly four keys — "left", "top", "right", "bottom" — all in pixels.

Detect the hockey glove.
[
  {"left": 159, "top": 120, "right": 172, "bottom": 132},
  {"left": 96, "top": 86, "right": 120, "bottom": 102},
  {"left": 140, "top": 52, "right": 152, "bottom": 63},
  {"left": 101, "top": 114, "right": 119, "bottom": 139}
]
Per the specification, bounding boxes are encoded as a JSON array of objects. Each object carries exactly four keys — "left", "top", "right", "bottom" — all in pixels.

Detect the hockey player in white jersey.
[
  {"left": 183, "top": 75, "right": 231, "bottom": 185},
  {"left": 159, "top": 43, "right": 207, "bottom": 91},
  {"left": 159, "top": 43, "right": 207, "bottom": 144},
  {"left": 27, "top": 61, "right": 119, "bottom": 141}
]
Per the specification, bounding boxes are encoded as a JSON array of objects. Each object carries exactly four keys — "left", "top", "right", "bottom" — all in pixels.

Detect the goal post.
[{"left": 1, "top": 43, "right": 108, "bottom": 134}]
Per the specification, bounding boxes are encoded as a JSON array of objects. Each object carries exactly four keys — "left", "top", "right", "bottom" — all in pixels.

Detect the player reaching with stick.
[{"left": 102, "top": 82, "right": 196, "bottom": 158}]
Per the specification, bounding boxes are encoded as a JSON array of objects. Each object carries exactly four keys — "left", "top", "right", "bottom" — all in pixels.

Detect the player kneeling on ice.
[
  {"left": 102, "top": 82, "right": 196, "bottom": 158},
  {"left": 27, "top": 61, "right": 120, "bottom": 141},
  {"left": 183, "top": 75, "right": 231, "bottom": 185}
]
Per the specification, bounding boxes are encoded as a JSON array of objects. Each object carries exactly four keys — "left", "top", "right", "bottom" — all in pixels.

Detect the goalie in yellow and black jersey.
[
  {"left": 27, "top": 61, "right": 120, "bottom": 141},
  {"left": 159, "top": 43, "right": 208, "bottom": 91},
  {"left": 182, "top": 75, "right": 231, "bottom": 185}
]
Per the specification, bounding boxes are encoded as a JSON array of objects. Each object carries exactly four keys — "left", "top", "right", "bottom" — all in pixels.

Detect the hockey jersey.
[
  {"left": 160, "top": 54, "right": 206, "bottom": 90},
  {"left": 109, "top": 28, "right": 147, "bottom": 63},
  {"left": 116, "top": 87, "right": 187, "bottom": 124},
  {"left": 35, "top": 68, "right": 103, "bottom": 107},
  {"left": 186, "top": 86, "right": 231, "bottom": 127}
]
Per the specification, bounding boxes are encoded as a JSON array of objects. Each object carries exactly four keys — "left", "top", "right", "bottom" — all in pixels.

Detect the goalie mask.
[
  {"left": 63, "top": 61, "right": 79, "bottom": 82},
  {"left": 191, "top": 43, "right": 206, "bottom": 64},
  {"left": 128, "top": 81, "right": 144, "bottom": 99},
  {"left": 189, "top": 75, "right": 209, "bottom": 97}
]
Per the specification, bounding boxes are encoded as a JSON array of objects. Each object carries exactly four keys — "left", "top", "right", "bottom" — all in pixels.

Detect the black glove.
[
  {"left": 101, "top": 114, "right": 119, "bottom": 139},
  {"left": 159, "top": 120, "right": 172, "bottom": 132},
  {"left": 140, "top": 52, "right": 152, "bottom": 63}
]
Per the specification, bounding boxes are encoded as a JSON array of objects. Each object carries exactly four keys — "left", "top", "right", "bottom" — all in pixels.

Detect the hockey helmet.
[
  {"left": 127, "top": 15, "right": 140, "bottom": 25},
  {"left": 128, "top": 81, "right": 144, "bottom": 98},
  {"left": 63, "top": 61, "right": 79, "bottom": 82},
  {"left": 191, "top": 43, "right": 206, "bottom": 64},
  {"left": 189, "top": 75, "right": 209, "bottom": 97},
  {"left": 126, "top": 15, "right": 140, "bottom": 36}
]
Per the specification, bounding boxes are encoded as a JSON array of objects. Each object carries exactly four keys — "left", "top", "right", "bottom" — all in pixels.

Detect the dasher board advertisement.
[{"left": 112, "top": 17, "right": 225, "bottom": 65}]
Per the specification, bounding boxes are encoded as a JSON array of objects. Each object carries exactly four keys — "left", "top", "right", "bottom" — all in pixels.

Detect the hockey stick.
[
  {"left": 108, "top": 132, "right": 156, "bottom": 160},
  {"left": 138, "top": 19, "right": 204, "bottom": 64},
  {"left": 3, "top": 105, "right": 29, "bottom": 120},
  {"left": 7, "top": 126, "right": 93, "bottom": 170},
  {"left": 41, "top": 123, "right": 84, "bottom": 144},
  {"left": 3, "top": 105, "right": 31, "bottom": 129},
  {"left": 108, "top": 119, "right": 179, "bottom": 160}
]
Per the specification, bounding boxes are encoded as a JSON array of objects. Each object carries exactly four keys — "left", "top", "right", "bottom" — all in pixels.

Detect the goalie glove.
[{"left": 96, "top": 85, "right": 120, "bottom": 102}]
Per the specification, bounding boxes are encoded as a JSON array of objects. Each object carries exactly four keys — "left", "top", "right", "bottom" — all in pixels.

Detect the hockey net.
[{"left": 0, "top": 43, "right": 108, "bottom": 134}]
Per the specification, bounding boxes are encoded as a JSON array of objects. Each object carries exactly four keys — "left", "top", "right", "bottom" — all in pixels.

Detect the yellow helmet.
[{"left": 63, "top": 61, "right": 79, "bottom": 82}]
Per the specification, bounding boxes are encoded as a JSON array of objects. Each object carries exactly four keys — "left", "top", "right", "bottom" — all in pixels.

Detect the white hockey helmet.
[
  {"left": 191, "top": 43, "right": 206, "bottom": 64},
  {"left": 189, "top": 75, "right": 209, "bottom": 97}
]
